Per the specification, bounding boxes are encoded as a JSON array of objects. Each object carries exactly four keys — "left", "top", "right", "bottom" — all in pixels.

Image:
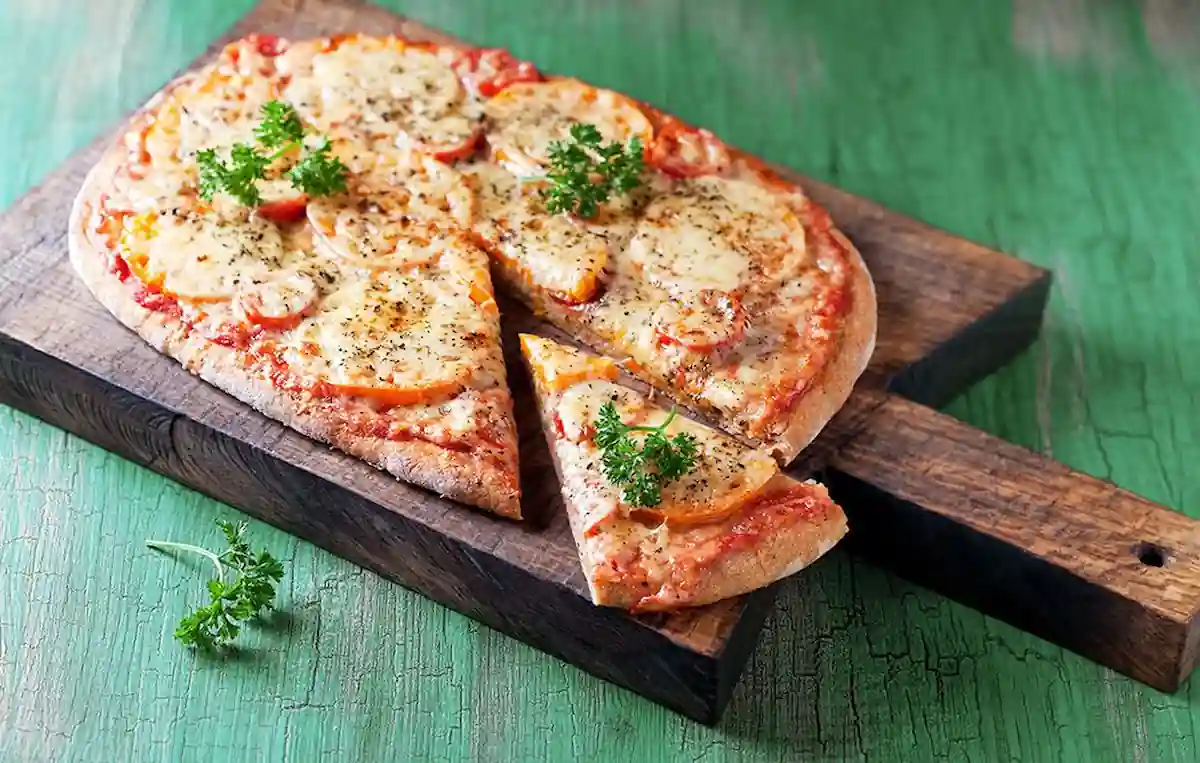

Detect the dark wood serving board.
[{"left": 2, "top": 0, "right": 1198, "bottom": 725}]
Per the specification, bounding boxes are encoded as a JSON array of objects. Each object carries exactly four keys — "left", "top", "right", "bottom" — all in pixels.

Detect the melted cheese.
[
  {"left": 171, "top": 69, "right": 279, "bottom": 159},
  {"left": 279, "top": 256, "right": 492, "bottom": 391},
  {"left": 555, "top": 380, "right": 645, "bottom": 442},
  {"left": 626, "top": 176, "right": 806, "bottom": 296},
  {"left": 281, "top": 37, "right": 481, "bottom": 156},
  {"left": 467, "top": 160, "right": 627, "bottom": 301},
  {"left": 126, "top": 209, "right": 288, "bottom": 301},
  {"left": 235, "top": 271, "right": 319, "bottom": 324},
  {"left": 638, "top": 409, "right": 778, "bottom": 518},
  {"left": 483, "top": 79, "right": 653, "bottom": 175},
  {"left": 309, "top": 149, "right": 475, "bottom": 267},
  {"left": 519, "top": 333, "right": 617, "bottom": 392}
]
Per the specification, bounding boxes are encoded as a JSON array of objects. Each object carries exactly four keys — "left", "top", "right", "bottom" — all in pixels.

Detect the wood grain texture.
[
  {"left": 828, "top": 395, "right": 1200, "bottom": 692},
  {"left": 3, "top": 0, "right": 1200, "bottom": 759}
]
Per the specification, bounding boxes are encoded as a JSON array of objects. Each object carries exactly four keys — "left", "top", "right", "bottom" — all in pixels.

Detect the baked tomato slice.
[
  {"left": 647, "top": 116, "right": 731, "bottom": 178},
  {"left": 653, "top": 290, "right": 746, "bottom": 353},
  {"left": 255, "top": 196, "right": 309, "bottom": 224},
  {"left": 453, "top": 47, "right": 542, "bottom": 97},
  {"left": 236, "top": 273, "right": 320, "bottom": 331}
]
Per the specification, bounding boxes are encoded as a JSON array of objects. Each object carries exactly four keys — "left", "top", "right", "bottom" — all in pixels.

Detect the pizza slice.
[
  {"left": 520, "top": 334, "right": 848, "bottom": 611},
  {"left": 69, "top": 36, "right": 522, "bottom": 517}
]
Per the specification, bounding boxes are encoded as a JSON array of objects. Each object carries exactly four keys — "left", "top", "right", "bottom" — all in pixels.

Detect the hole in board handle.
[{"left": 1135, "top": 542, "right": 1168, "bottom": 568}]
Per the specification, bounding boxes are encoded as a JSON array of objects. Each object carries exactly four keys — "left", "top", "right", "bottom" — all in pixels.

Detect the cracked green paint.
[{"left": 2, "top": 0, "right": 1199, "bottom": 760}]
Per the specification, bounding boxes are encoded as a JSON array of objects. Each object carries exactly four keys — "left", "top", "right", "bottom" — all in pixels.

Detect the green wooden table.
[{"left": 4, "top": 0, "right": 1199, "bottom": 760}]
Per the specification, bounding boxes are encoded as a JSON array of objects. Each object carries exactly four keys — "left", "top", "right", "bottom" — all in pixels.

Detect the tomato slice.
[
  {"left": 236, "top": 274, "right": 319, "bottom": 331},
  {"left": 647, "top": 116, "right": 732, "bottom": 178},
  {"left": 653, "top": 290, "right": 746, "bottom": 353},
  {"left": 246, "top": 33, "right": 286, "bottom": 57},
  {"left": 429, "top": 128, "right": 484, "bottom": 163},
  {"left": 323, "top": 379, "right": 464, "bottom": 407},
  {"left": 636, "top": 448, "right": 779, "bottom": 528},
  {"left": 256, "top": 196, "right": 309, "bottom": 224},
  {"left": 452, "top": 48, "right": 542, "bottom": 97}
]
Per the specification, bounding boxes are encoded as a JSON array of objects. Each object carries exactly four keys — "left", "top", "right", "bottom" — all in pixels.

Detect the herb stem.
[
  {"left": 626, "top": 409, "right": 677, "bottom": 434},
  {"left": 266, "top": 140, "right": 300, "bottom": 166},
  {"left": 145, "top": 540, "right": 226, "bottom": 582}
]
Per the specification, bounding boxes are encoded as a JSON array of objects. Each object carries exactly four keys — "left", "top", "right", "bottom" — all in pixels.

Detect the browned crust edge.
[
  {"left": 519, "top": 335, "right": 849, "bottom": 611},
  {"left": 66, "top": 74, "right": 522, "bottom": 519}
]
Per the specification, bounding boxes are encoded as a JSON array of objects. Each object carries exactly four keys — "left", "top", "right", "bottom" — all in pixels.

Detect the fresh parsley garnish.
[
  {"left": 541, "top": 122, "right": 644, "bottom": 218},
  {"left": 285, "top": 138, "right": 347, "bottom": 198},
  {"left": 594, "top": 402, "right": 699, "bottom": 508},
  {"left": 146, "top": 519, "right": 285, "bottom": 652},
  {"left": 197, "top": 100, "right": 347, "bottom": 207}
]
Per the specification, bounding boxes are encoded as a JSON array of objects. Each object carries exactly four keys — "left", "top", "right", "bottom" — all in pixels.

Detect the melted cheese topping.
[
  {"left": 278, "top": 258, "right": 491, "bottom": 391},
  {"left": 309, "top": 147, "right": 475, "bottom": 267},
  {"left": 626, "top": 176, "right": 806, "bottom": 296},
  {"left": 156, "top": 65, "right": 281, "bottom": 161},
  {"left": 520, "top": 333, "right": 618, "bottom": 392},
  {"left": 555, "top": 380, "right": 644, "bottom": 441},
  {"left": 483, "top": 79, "right": 653, "bottom": 175},
  {"left": 280, "top": 37, "right": 481, "bottom": 156},
  {"left": 125, "top": 209, "right": 289, "bottom": 301},
  {"left": 466, "top": 160, "right": 630, "bottom": 301}
]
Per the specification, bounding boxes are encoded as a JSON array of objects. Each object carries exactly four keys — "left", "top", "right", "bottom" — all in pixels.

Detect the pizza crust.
[
  {"left": 585, "top": 476, "right": 848, "bottom": 612},
  {"left": 768, "top": 227, "right": 877, "bottom": 464},
  {"left": 68, "top": 115, "right": 521, "bottom": 520}
]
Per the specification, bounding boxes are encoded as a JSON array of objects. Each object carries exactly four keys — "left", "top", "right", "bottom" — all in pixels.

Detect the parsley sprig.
[
  {"left": 196, "top": 100, "right": 347, "bottom": 207},
  {"left": 146, "top": 519, "right": 285, "bottom": 651},
  {"left": 541, "top": 123, "right": 644, "bottom": 218},
  {"left": 594, "top": 402, "right": 699, "bottom": 508}
]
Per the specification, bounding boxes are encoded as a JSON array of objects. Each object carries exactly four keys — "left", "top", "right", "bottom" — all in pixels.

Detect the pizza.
[
  {"left": 69, "top": 31, "right": 874, "bottom": 604},
  {"left": 68, "top": 35, "right": 522, "bottom": 517},
  {"left": 520, "top": 334, "right": 847, "bottom": 610}
]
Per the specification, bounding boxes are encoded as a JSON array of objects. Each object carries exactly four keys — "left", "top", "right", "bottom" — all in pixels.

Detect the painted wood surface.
[{"left": 2, "top": 0, "right": 1199, "bottom": 760}]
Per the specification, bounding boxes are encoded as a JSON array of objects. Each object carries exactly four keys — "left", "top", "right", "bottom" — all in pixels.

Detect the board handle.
[{"left": 824, "top": 393, "right": 1200, "bottom": 692}]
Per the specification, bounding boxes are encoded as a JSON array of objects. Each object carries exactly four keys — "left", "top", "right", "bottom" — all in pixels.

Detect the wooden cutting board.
[{"left": 1, "top": 0, "right": 1198, "bottom": 725}]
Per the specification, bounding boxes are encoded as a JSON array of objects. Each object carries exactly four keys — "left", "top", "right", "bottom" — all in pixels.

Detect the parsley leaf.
[
  {"left": 594, "top": 402, "right": 699, "bottom": 508},
  {"left": 197, "top": 100, "right": 346, "bottom": 208},
  {"left": 254, "top": 100, "right": 305, "bottom": 149},
  {"left": 541, "top": 122, "right": 644, "bottom": 218},
  {"left": 287, "top": 138, "right": 348, "bottom": 198},
  {"left": 146, "top": 519, "right": 285, "bottom": 652}
]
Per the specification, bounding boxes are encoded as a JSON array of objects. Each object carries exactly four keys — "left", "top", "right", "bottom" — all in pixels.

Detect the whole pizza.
[{"left": 69, "top": 33, "right": 876, "bottom": 609}]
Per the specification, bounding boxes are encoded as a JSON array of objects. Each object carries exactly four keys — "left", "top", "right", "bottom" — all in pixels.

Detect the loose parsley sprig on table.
[
  {"left": 541, "top": 123, "right": 644, "bottom": 218},
  {"left": 146, "top": 519, "right": 285, "bottom": 651},
  {"left": 594, "top": 402, "right": 699, "bottom": 508},
  {"left": 196, "top": 100, "right": 347, "bottom": 207}
]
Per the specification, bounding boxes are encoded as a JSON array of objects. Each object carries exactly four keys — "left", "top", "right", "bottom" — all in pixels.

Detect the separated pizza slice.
[{"left": 519, "top": 334, "right": 847, "bottom": 611}]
